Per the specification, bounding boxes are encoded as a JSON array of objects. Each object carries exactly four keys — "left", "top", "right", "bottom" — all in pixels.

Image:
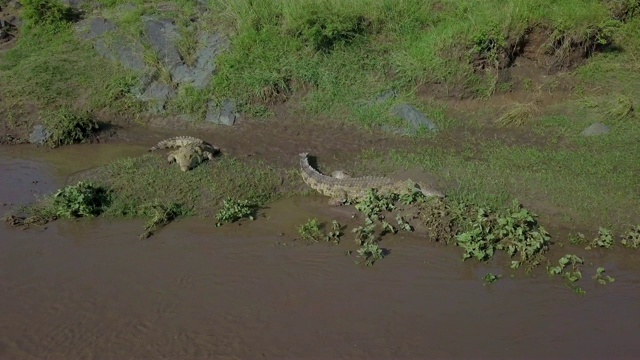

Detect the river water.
[{"left": 1, "top": 145, "right": 639, "bottom": 359}]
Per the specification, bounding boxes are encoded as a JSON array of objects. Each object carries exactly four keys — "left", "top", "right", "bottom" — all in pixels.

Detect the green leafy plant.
[
  {"left": 42, "top": 107, "right": 99, "bottom": 148},
  {"left": 352, "top": 217, "right": 377, "bottom": 245},
  {"left": 620, "top": 225, "right": 640, "bottom": 249},
  {"left": 585, "top": 227, "right": 614, "bottom": 249},
  {"left": 380, "top": 220, "right": 397, "bottom": 235},
  {"left": 139, "top": 201, "right": 184, "bottom": 239},
  {"left": 398, "top": 188, "right": 427, "bottom": 205},
  {"left": 593, "top": 267, "right": 615, "bottom": 285},
  {"left": 569, "top": 232, "right": 588, "bottom": 245},
  {"left": 455, "top": 208, "right": 498, "bottom": 261},
  {"left": 354, "top": 189, "right": 396, "bottom": 220},
  {"left": 455, "top": 201, "right": 551, "bottom": 268},
  {"left": 298, "top": 218, "right": 324, "bottom": 242},
  {"left": 52, "top": 181, "right": 111, "bottom": 218},
  {"left": 356, "top": 241, "right": 385, "bottom": 267},
  {"left": 483, "top": 273, "right": 502, "bottom": 284},
  {"left": 395, "top": 213, "right": 413, "bottom": 232},
  {"left": 325, "top": 220, "right": 343, "bottom": 243},
  {"left": 215, "top": 198, "right": 255, "bottom": 224},
  {"left": 547, "top": 254, "right": 584, "bottom": 283}
]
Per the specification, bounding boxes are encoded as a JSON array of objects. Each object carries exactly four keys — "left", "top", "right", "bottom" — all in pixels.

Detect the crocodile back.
[
  {"left": 150, "top": 136, "right": 206, "bottom": 151},
  {"left": 299, "top": 153, "right": 398, "bottom": 191}
]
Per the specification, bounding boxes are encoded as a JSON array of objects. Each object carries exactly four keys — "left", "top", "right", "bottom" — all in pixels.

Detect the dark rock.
[
  {"left": 194, "top": 0, "right": 208, "bottom": 12},
  {"left": 29, "top": 125, "right": 50, "bottom": 145},
  {"left": 138, "top": 80, "right": 176, "bottom": 113},
  {"left": 5, "top": 15, "right": 20, "bottom": 28},
  {"left": 581, "top": 122, "right": 610, "bottom": 136},
  {"left": 60, "top": 0, "right": 86, "bottom": 7},
  {"left": 205, "top": 99, "right": 237, "bottom": 126},
  {"left": 375, "top": 89, "right": 397, "bottom": 103},
  {"left": 171, "top": 32, "right": 227, "bottom": 88},
  {"left": 391, "top": 103, "right": 438, "bottom": 134},
  {"left": 0, "top": 18, "right": 15, "bottom": 42},
  {"left": 93, "top": 37, "right": 146, "bottom": 71},
  {"left": 143, "top": 17, "right": 181, "bottom": 68},
  {"left": 0, "top": 29, "right": 11, "bottom": 43},
  {"left": 78, "top": 17, "right": 116, "bottom": 40}
]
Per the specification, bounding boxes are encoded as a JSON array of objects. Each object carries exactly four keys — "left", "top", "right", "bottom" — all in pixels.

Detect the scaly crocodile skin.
[
  {"left": 299, "top": 152, "right": 444, "bottom": 204},
  {"left": 149, "top": 136, "right": 220, "bottom": 171}
]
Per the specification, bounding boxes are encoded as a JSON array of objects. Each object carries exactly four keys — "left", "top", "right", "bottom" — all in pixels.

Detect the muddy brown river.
[{"left": 1, "top": 145, "right": 639, "bottom": 359}]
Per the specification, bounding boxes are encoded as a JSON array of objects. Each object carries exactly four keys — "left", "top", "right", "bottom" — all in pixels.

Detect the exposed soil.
[
  {"left": 2, "top": 149, "right": 640, "bottom": 359},
  {"left": 0, "top": 1, "right": 18, "bottom": 49},
  {"left": 427, "top": 23, "right": 615, "bottom": 103}
]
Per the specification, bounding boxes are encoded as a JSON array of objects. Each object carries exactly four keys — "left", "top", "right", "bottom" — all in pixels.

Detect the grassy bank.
[
  {"left": 7, "top": 153, "right": 287, "bottom": 237},
  {"left": 3, "top": 0, "right": 638, "bottom": 124},
  {"left": 1, "top": 0, "right": 639, "bottom": 236}
]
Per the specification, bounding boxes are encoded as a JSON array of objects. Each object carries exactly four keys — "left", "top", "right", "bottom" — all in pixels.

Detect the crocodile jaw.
[{"left": 170, "top": 146, "right": 205, "bottom": 171}]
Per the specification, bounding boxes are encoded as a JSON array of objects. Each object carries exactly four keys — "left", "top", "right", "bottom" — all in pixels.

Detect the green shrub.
[
  {"left": 216, "top": 198, "right": 255, "bottom": 224},
  {"left": 52, "top": 182, "right": 111, "bottom": 218},
  {"left": 297, "top": 218, "right": 323, "bottom": 242},
  {"left": 455, "top": 200, "right": 551, "bottom": 268},
  {"left": 21, "top": 0, "right": 77, "bottom": 27},
  {"left": 289, "top": 10, "right": 372, "bottom": 52},
  {"left": 42, "top": 107, "right": 99, "bottom": 148}
]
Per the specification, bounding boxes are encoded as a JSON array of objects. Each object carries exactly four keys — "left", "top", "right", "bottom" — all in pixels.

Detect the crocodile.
[
  {"left": 149, "top": 136, "right": 220, "bottom": 171},
  {"left": 299, "top": 152, "right": 445, "bottom": 205}
]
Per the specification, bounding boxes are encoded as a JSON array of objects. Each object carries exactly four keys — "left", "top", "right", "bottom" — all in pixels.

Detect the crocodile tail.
[{"left": 149, "top": 136, "right": 205, "bottom": 151}]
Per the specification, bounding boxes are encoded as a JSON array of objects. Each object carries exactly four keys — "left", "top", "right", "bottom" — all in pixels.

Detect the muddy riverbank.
[{"left": 2, "top": 146, "right": 640, "bottom": 359}]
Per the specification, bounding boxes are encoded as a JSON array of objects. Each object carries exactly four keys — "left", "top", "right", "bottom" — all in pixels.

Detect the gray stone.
[
  {"left": 144, "top": 17, "right": 181, "bottom": 68},
  {"left": 194, "top": 0, "right": 208, "bottom": 12},
  {"left": 112, "top": 3, "right": 137, "bottom": 13},
  {"left": 581, "top": 122, "right": 610, "bottom": 136},
  {"left": 93, "top": 37, "right": 146, "bottom": 71},
  {"left": 60, "top": 0, "right": 87, "bottom": 7},
  {"left": 78, "top": 17, "right": 116, "bottom": 40},
  {"left": 205, "top": 99, "right": 237, "bottom": 126},
  {"left": 171, "top": 32, "right": 228, "bottom": 88},
  {"left": 29, "top": 125, "right": 50, "bottom": 145},
  {"left": 391, "top": 103, "right": 438, "bottom": 133},
  {"left": 87, "top": 17, "right": 116, "bottom": 39},
  {"left": 138, "top": 80, "right": 176, "bottom": 113},
  {"left": 375, "top": 89, "right": 396, "bottom": 103}
]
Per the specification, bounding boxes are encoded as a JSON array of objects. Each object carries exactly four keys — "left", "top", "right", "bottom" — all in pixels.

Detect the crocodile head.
[
  {"left": 173, "top": 146, "right": 205, "bottom": 171},
  {"left": 415, "top": 184, "right": 445, "bottom": 198}
]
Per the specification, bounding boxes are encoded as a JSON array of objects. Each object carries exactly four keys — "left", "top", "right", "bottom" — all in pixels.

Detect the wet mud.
[{"left": 1, "top": 146, "right": 640, "bottom": 359}]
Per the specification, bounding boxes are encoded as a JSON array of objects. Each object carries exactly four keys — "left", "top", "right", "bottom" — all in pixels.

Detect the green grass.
[
  {"left": 97, "top": 154, "right": 283, "bottom": 217},
  {"left": 3, "top": 0, "right": 639, "bottom": 127},
  {"left": 0, "top": 17, "right": 141, "bottom": 107},
  {"left": 201, "top": 0, "right": 632, "bottom": 122},
  {"left": 7, "top": 153, "right": 285, "bottom": 237},
  {"left": 356, "top": 126, "right": 640, "bottom": 230}
]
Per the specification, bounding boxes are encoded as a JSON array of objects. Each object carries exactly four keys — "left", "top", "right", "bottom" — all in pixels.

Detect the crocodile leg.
[
  {"left": 167, "top": 154, "right": 176, "bottom": 164},
  {"left": 327, "top": 190, "right": 348, "bottom": 206}
]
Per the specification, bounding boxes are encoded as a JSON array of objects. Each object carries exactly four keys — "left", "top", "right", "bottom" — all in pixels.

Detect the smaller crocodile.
[
  {"left": 299, "top": 152, "right": 445, "bottom": 205},
  {"left": 149, "top": 136, "right": 220, "bottom": 171}
]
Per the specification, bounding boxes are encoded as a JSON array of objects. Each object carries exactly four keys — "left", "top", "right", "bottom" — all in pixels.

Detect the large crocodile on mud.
[
  {"left": 299, "top": 152, "right": 445, "bottom": 205},
  {"left": 149, "top": 136, "right": 220, "bottom": 171}
]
